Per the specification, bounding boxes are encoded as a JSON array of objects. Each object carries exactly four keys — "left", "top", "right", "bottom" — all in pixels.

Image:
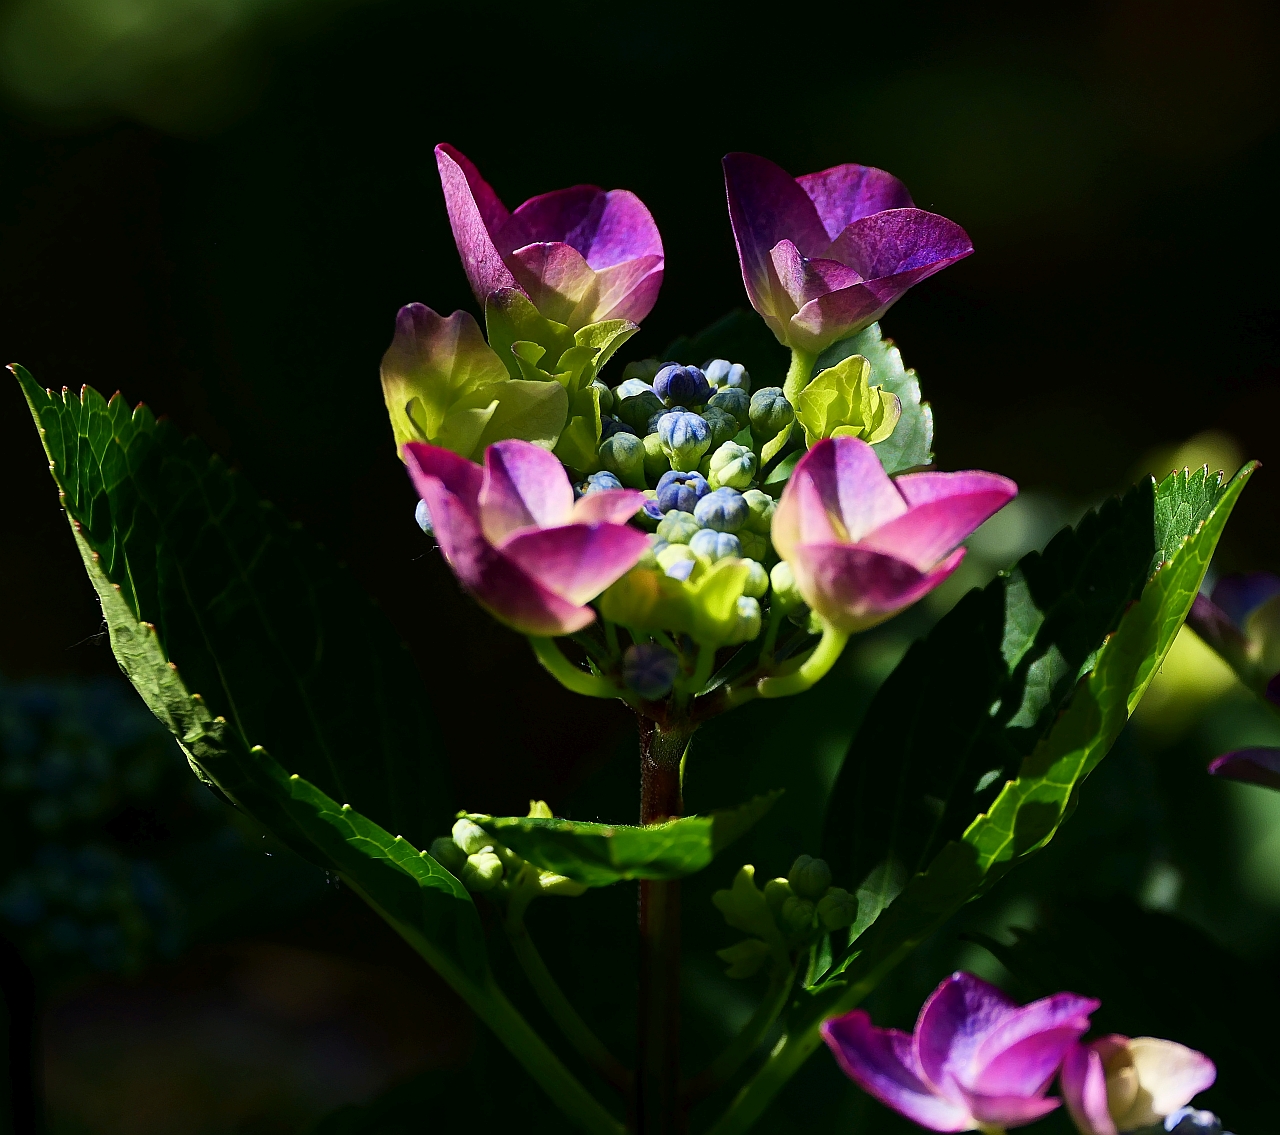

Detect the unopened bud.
[
  {"left": 749, "top": 387, "right": 794, "bottom": 441},
  {"left": 788, "top": 854, "right": 832, "bottom": 900},
  {"left": 657, "top": 510, "right": 700, "bottom": 545},
  {"left": 615, "top": 383, "right": 664, "bottom": 433},
  {"left": 763, "top": 877, "right": 792, "bottom": 916},
  {"left": 621, "top": 359, "right": 664, "bottom": 384},
  {"left": 527, "top": 800, "right": 553, "bottom": 819},
  {"left": 770, "top": 561, "right": 804, "bottom": 614},
  {"left": 657, "top": 543, "right": 698, "bottom": 579},
  {"left": 739, "top": 532, "right": 768, "bottom": 562},
  {"left": 743, "top": 559, "right": 769, "bottom": 599},
  {"left": 817, "top": 887, "right": 857, "bottom": 930},
  {"left": 452, "top": 817, "right": 492, "bottom": 855},
  {"left": 780, "top": 894, "right": 815, "bottom": 933},
  {"left": 654, "top": 364, "right": 712, "bottom": 407},
  {"left": 429, "top": 836, "right": 466, "bottom": 873},
  {"left": 590, "top": 380, "right": 615, "bottom": 416},
  {"left": 702, "top": 406, "right": 741, "bottom": 448},
  {"left": 704, "top": 358, "right": 751, "bottom": 394},
  {"left": 599, "top": 432, "right": 647, "bottom": 489},
  {"left": 623, "top": 643, "right": 680, "bottom": 700},
  {"left": 415, "top": 499, "right": 434, "bottom": 535},
  {"left": 461, "top": 850, "right": 504, "bottom": 892},
  {"left": 643, "top": 433, "right": 670, "bottom": 481},
  {"left": 729, "top": 596, "right": 762, "bottom": 643},
  {"left": 659, "top": 411, "right": 712, "bottom": 469},
  {"left": 741, "top": 489, "right": 776, "bottom": 535},
  {"left": 708, "top": 387, "right": 751, "bottom": 428},
  {"left": 695, "top": 487, "right": 749, "bottom": 533},
  {"left": 689, "top": 529, "right": 741, "bottom": 563},
  {"left": 708, "top": 442, "right": 758, "bottom": 491},
  {"left": 656, "top": 470, "right": 710, "bottom": 513}
]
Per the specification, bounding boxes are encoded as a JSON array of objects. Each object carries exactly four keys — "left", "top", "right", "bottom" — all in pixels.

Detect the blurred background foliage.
[{"left": 2, "top": 0, "right": 1278, "bottom": 1130}]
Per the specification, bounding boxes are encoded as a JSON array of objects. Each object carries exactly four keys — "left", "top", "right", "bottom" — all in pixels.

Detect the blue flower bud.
[
  {"left": 704, "top": 358, "right": 751, "bottom": 394},
  {"left": 580, "top": 470, "right": 624, "bottom": 495},
  {"left": 658, "top": 411, "right": 712, "bottom": 469},
  {"left": 656, "top": 470, "right": 710, "bottom": 513},
  {"left": 657, "top": 510, "right": 700, "bottom": 544},
  {"left": 623, "top": 643, "right": 680, "bottom": 700},
  {"left": 642, "top": 433, "right": 670, "bottom": 482},
  {"left": 657, "top": 543, "right": 697, "bottom": 580},
  {"left": 741, "top": 489, "right": 776, "bottom": 534},
  {"left": 648, "top": 405, "right": 685, "bottom": 435},
  {"left": 640, "top": 493, "right": 664, "bottom": 527},
  {"left": 788, "top": 854, "right": 832, "bottom": 899},
  {"left": 689, "top": 529, "right": 741, "bottom": 562},
  {"left": 415, "top": 499, "right": 434, "bottom": 535},
  {"left": 591, "top": 380, "right": 615, "bottom": 415},
  {"left": 708, "top": 387, "right": 751, "bottom": 429},
  {"left": 702, "top": 405, "right": 741, "bottom": 448},
  {"left": 599, "top": 432, "right": 647, "bottom": 489},
  {"left": 694, "top": 487, "right": 748, "bottom": 533},
  {"left": 708, "top": 442, "right": 758, "bottom": 491},
  {"left": 599, "top": 415, "right": 636, "bottom": 441},
  {"left": 621, "top": 359, "right": 664, "bottom": 384},
  {"left": 743, "top": 559, "right": 769, "bottom": 599},
  {"left": 749, "top": 387, "right": 795, "bottom": 441},
  {"left": 654, "top": 364, "right": 712, "bottom": 407},
  {"left": 615, "top": 383, "right": 665, "bottom": 433}
]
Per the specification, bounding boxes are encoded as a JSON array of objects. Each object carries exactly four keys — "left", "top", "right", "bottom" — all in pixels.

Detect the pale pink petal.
[
  {"left": 862, "top": 471, "right": 1018, "bottom": 571},
  {"left": 588, "top": 255, "right": 664, "bottom": 324},
  {"left": 435, "top": 144, "right": 518, "bottom": 305},
  {"left": 571, "top": 489, "right": 646, "bottom": 525},
  {"left": 403, "top": 441, "right": 484, "bottom": 517},
  {"left": 479, "top": 439, "right": 575, "bottom": 543},
  {"left": 1062, "top": 1044, "right": 1119, "bottom": 1135},
  {"left": 960, "top": 1089, "right": 1062, "bottom": 1129},
  {"left": 790, "top": 437, "right": 908, "bottom": 542},
  {"left": 915, "top": 972, "right": 1020, "bottom": 1096},
  {"left": 771, "top": 461, "right": 839, "bottom": 564},
  {"left": 822, "top": 1012, "right": 973, "bottom": 1132},
  {"left": 1125, "top": 1038, "right": 1216, "bottom": 1121},
  {"left": 770, "top": 242, "right": 865, "bottom": 307},
  {"left": 506, "top": 242, "right": 599, "bottom": 327},
  {"left": 798, "top": 162, "right": 915, "bottom": 239},
  {"left": 500, "top": 524, "right": 649, "bottom": 606}
]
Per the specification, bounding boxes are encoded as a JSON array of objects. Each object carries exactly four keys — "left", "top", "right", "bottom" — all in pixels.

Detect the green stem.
[
  {"left": 343, "top": 878, "right": 625, "bottom": 1135},
  {"left": 782, "top": 348, "right": 817, "bottom": 404},
  {"left": 505, "top": 913, "right": 633, "bottom": 1095},
  {"left": 530, "top": 636, "right": 622, "bottom": 699},
  {"left": 756, "top": 624, "right": 849, "bottom": 699},
  {"left": 604, "top": 619, "right": 621, "bottom": 660},
  {"left": 682, "top": 961, "right": 796, "bottom": 1104}
]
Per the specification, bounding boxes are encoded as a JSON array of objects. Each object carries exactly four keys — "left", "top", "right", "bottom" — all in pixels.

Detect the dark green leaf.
[
  {"left": 470, "top": 792, "right": 782, "bottom": 886},
  {"left": 811, "top": 323, "right": 932, "bottom": 473}
]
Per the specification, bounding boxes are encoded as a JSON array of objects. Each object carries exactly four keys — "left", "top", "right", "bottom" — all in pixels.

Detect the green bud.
[
  {"left": 643, "top": 433, "right": 670, "bottom": 481},
  {"left": 527, "top": 799, "right": 553, "bottom": 818},
  {"left": 763, "top": 877, "right": 792, "bottom": 917},
  {"left": 703, "top": 405, "right": 740, "bottom": 448},
  {"left": 452, "top": 817, "right": 492, "bottom": 855},
  {"left": 461, "top": 849, "right": 504, "bottom": 892},
  {"left": 739, "top": 531, "right": 768, "bottom": 562},
  {"left": 708, "top": 442, "right": 758, "bottom": 491},
  {"left": 741, "top": 489, "right": 776, "bottom": 535},
  {"left": 780, "top": 894, "right": 815, "bottom": 934},
  {"left": 788, "top": 854, "right": 832, "bottom": 900},
  {"left": 599, "top": 432, "right": 647, "bottom": 489},
  {"left": 616, "top": 388, "right": 664, "bottom": 433},
  {"left": 743, "top": 559, "right": 769, "bottom": 599},
  {"left": 657, "top": 543, "right": 697, "bottom": 573},
  {"left": 430, "top": 836, "right": 467, "bottom": 873},
  {"left": 816, "top": 886, "right": 857, "bottom": 930},
  {"left": 591, "top": 380, "right": 614, "bottom": 416},
  {"left": 770, "top": 561, "right": 804, "bottom": 614},
  {"left": 708, "top": 387, "right": 751, "bottom": 429},
  {"left": 638, "top": 534, "right": 663, "bottom": 569},
  {"left": 728, "top": 595, "right": 762, "bottom": 644},
  {"left": 749, "top": 387, "right": 794, "bottom": 441},
  {"left": 657, "top": 510, "right": 700, "bottom": 544},
  {"left": 622, "top": 359, "right": 663, "bottom": 384}
]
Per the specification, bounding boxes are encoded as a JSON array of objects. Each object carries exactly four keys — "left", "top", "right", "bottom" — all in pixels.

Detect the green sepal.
[
  {"left": 466, "top": 791, "right": 780, "bottom": 887},
  {"left": 574, "top": 319, "right": 639, "bottom": 387},
  {"left": 599, "top": 558, "right": 752, "bottom": 646},
  {"left": 485, "top": 288, "right": 576, "bottom": 381},
  {"left": 712, "top": 865, "right": 788, "bottom": 956},
  {"left": 552, "top": 384, "right": 603, "bottom": 474},
  {"left": 794, "top": 353, "right": 902, "bottom": 448},
  {"left": 811, "top": 322, "right": 932, "bottom": 473}
]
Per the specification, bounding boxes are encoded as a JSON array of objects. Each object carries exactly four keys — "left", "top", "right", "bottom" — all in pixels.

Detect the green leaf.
[
  {"left": 793, "top": 353, "right": 900, "bottom": 448},
  {"left": 552, "top": 384, "right": 603, "bottom": 474},
  {"left": 575, "top": 319, "right": 639, "bottom": 387},
  {"left": 812, "top": 323, "right": 932, "bottom": 473},
  {"left": 468, "top": 791, "right": 781, "bottom": 887},
  {"left": 707, "top": 464, "right": 1253, "bottom": 1135},
  {"left": 664, "top": 309, "right": 789, "bottom": 390}
]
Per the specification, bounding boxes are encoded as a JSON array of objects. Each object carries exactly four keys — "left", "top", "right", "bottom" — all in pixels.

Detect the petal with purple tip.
[
  {"left": 797, "top": 162, "right": 914, "bottom": 238},
  {"left": 1208, "top": 748, "right": 1280, "bottom": 791},
  {"left": 827, "top": 209, "right": 973, "bottom": 282},
  {"left": 914, "top": 972, "right": 1020, "bottom": 1095},
  {"left": 435, "top": 144, "right": 518, "bottom": 305},
  {"left": 571, "top": 489, "right": 646, "bottom": 525},
  {"left": 822, "top": 1012, "right": 973, "bottom": 1132},
  {"left": 479, "top": 439, "right": 575, "bottom": 542},
  {"left": 789, "top": 437, "right": 908, "bottom": 543},
  {"left": 1062, "top": 1043, "right": 1119, "bottom": 1135},
  {"left": 500, "top": 524, "right": 650, "bottom": 606},
  {"left": 403, "top": 441, "right": 484, "bottom": 517}
]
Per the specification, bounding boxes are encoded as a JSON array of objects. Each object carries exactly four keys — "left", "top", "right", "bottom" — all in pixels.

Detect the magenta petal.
[
  {"left": 590, "top": 255, "right": 665, "bottom": 324},
  {"left": 797, "top": 162, "right": 915, "bottom": 239},
  {"left": 479, "top": 439, "right": 575, "bottom": 543},
  {"left": 496, "top": 184, "right": 608, "bottom": 259},
  {"left": 822, "top": 1012, "right": 973, "bottom": 1132},
  {"left": 1062, "top": 1044, "right": 1119, "bottom": 1135},
  {"left": 585, "top": 190, "right": 663, "bottom": 267},
  {"left": 1208, "top": 748, "right": 1280, "bottom": 791},
  {"left": 500, "top": 523, "right": 649, "bottom": 606},
  {"left": 914, "top": 972, "right": 1020, "bottom": 1095},
  {"left": 435, "top": 144, "right": 518, "bottom": 305},
  {"left": 794, "top": 437, "right": 909, "bottom": 542},
  {"left": 863, "top": 470, "right": 1018, "bottom": 571},
  {"left": 770, "top": 243, "right": 865, "bottom": 307},
  {"left": 972, "top": 993, "right": 1099, "bottom": 1076},
  {"left": 506, "top": 241, "right": 598, "bottom": 327},
  {"left": 403, "top": 441, "right": 484, "bottom": 517},
  {"left": 417, "top": 483, "right": 593, "bottom": 637},
  {"left": 788, "top": 283, "right": 899, "bottom": 351},
  {"left": 959, "top": 1089, "right": 1062, "bottom": 1129},
  {"left": 771, "top": 457, "right": 840, "bottom": 561},
  {"left": 971, "top": 1026, "right": 1093, "bottom": 1098},
  {"left": 571, "top": 489, "right": 646, "bottom": 525},
  {"left": 828, "top": 209, "right": 974, "bottom": 281}
]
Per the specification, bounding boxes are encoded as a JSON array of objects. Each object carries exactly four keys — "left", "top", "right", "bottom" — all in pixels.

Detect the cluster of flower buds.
[
  {"left": 429, "top": 804, "right": 586, "bottom": 910},
  {"left": 822, "top": 972, "right": 1219, "bottom": 1135},
  {"left": 711, "top": 855, "right": 856, "bottom": 979}
]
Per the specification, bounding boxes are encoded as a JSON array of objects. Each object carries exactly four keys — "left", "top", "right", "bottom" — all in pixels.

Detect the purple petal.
[
  {"left": 723, "top": 152, "right": 830, "bottom": 319},
  {"left": 479, "top": 439, "right": 575, "bottom": 543},
  {"left": 770, "top": 456, "right": 841, "bottom": 564},
  {"left": 787, "top": 282, "right": 900, "bottom": 352},
  {"left": 862, "top": 470, "right": 1018, "bottom": 571},
  {"left": 1061, "top": 1043, "right": 1119, "bottom": 1135},
  {"left": 500, "top": 524, "right": 650, "bottom": 606},
  {"left": 827, "top": 209, "right": 973, "bottom": 281},
  {"left": 435, "top": 144, "right": 519, "bottom": 305},
  {"left": 589, "top": 254, "right": 665, "bottom": 324},
  {"left": 959, "top": 1089, "right": 1062, "bottom": 1129},
  {"left": 969, "top": 992, "right": 1098, "bottom": 1092},
  {"left": 412, "top": 476, "right": 594, "bottom": 636},
  {"left": 403, "top": 441, "right": 484, "bottom": 517},
  {"left": 1208, "top": 748, "right": 1280, "bottom": 791},
  {"left": 496, "top": 184, "right": 607, "bottom": 259},
  {"left": 571, "top": 489, "right": 646, "bottom": 525},
  {"left": 1210, "top": 571, "right": 1280, "bottom": 629},
  {"left": 770, "top": 242, "right": 865, "bottom": 307},
  {"left": 505, "top": 242, "right": 598, "bottom": 327},
  {"left": 797, "top": 162, "right": 915, "bottom": 239},
  {"left": 796, "top": 437, "right": 909, "bottom": 543},
  {"left": 821, "top": 1011, "right": 973, "bottom": 1132},
  {"left": 582, "top": 189, "right": 663, "bottom": 267},
  {"left": 914, "top": 972, "right": 1020, "bottom": 1096},
  {"left": 791, "top": 543, "right": 965, "bottom": 633}
]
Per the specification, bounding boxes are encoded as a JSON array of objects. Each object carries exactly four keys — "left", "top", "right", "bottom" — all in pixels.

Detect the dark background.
[{"left": 3, "top": 0, "right": 1279, "bottom": 1131}]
